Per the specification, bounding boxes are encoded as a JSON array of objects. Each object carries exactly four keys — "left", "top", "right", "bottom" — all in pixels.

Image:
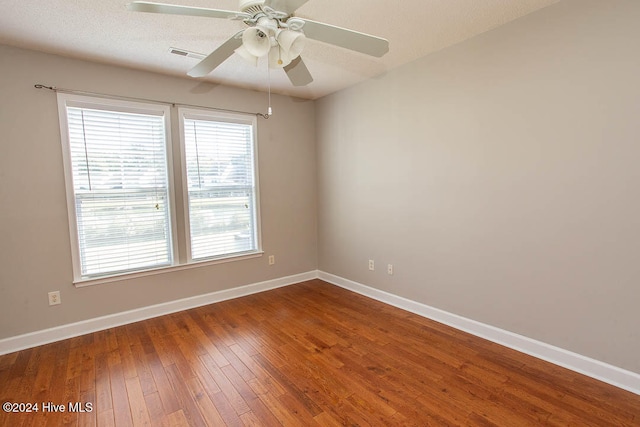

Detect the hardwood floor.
[{"left": 1, "top": 279, "right": 638, "bottom": 426}]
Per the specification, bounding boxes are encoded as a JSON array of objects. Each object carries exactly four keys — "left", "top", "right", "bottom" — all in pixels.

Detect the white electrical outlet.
[
  {"left": 368, "top": 260, "right": 375, "bottom": 271},
  {"left": 48, "top": 291, "right": 61, "bottom": 306},
  {"left": 387, "top": 264, "right": 394, "bottom": 275},
  {"left": 268, "top": 255, "right": 275, "bottom": 265}
]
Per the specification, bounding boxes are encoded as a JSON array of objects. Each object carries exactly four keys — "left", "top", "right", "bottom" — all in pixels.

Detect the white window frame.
[
  {"left": 57, "top": 93, "right": 179, "bottom": 283},
  {"left": 178, "top": 107, "right": 262, "bottom": 264},
  {"left": 57, "top": 94, "right": 263, "bottom": 286}
]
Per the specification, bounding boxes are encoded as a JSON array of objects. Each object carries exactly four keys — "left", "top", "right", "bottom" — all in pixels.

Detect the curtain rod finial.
[{"left": 34, "top": 84, "right": 56, "bottom": 91}]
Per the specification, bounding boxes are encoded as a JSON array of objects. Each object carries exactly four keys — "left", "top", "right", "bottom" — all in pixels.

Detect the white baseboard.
[
  {"left": 2, "top": 269, "right": 638, "bottom": 395},
  {"left": 0, "top": 271, "right": 318, "bottom": 356},
  {"left": 318, "top": 271, "right": 640, "bottom": 396}
]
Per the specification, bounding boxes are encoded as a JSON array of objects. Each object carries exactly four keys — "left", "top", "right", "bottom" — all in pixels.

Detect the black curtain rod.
[{"left": 34, "top": 84, "right": 271, "bottom": 119}]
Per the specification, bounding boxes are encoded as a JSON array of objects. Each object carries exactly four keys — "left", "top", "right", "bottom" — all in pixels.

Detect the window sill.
[{"left": 73, "top": 251, "right": 264, "bottom": 288}]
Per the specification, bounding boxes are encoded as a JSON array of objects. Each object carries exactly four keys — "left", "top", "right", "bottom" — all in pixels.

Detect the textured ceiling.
[{"left": 0, "top": 0, "right": 559, "bottom": 100}]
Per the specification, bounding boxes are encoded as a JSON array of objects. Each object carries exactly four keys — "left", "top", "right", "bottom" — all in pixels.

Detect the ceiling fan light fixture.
[
  {"left": 234, "top": 44, "right": 259, "bottom": 66},
  {"left": 277, "top": 29, "right": 306, "bottom": 60},
  {"left": 242, "top": 26, "right": 271, "bottom": 57},
  {"left": 266, "top": 29, "right": 305, "bottom": 68}
]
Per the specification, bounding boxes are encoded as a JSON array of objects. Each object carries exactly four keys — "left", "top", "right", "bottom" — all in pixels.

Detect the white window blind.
[
  {"left": 62, "top": 100, "right": 173, "bottom": 277},
  {"left": 182, "top": 111, "right": 259, "bottom": 261}
]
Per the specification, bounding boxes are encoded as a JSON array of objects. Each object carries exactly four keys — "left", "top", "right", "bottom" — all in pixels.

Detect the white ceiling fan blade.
[
  {"left": 187, "top": 35, "right": 243, "bottom": 78},
  {"left": 298, "top": 18, "right": 389, "bottom": 57},
  {"left": 127, "top": 1, "right": 239, "bottom": 20},
  {"left": 283, "top": 56, "right": 313, "bottom": 86},
  {"left": 265, "top": 0, "right": 310, "bottom": 15}
]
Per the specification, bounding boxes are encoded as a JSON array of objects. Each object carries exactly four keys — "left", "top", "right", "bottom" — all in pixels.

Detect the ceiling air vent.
[{"left": 168, "top": 47, "right": 205, "bottom": 60}]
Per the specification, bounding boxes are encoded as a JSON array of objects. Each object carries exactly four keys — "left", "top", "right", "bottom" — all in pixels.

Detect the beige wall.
[
  {"left": 0, "top": 44, "right": 317, "bottom": 338},
  {"left": 316, "top": 0, "right": 640, "bottom": 373},
  {"left": 2, "top": 0, "right": 640, "bottom": 376}
]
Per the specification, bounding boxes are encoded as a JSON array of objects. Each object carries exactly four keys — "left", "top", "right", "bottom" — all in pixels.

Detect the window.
[
  {"left": 57, "top": 94, "right": 261, "bottom": 284},
  {"left": 58, "top": 95, "right": 176, "bottom": 279},
  {"left": 179, "top": 108, "right": 260, "bottom": 262}
]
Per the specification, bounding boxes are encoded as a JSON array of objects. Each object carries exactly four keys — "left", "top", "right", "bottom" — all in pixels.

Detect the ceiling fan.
[{"left": 127, "top": 0, "right": 389, "bottom": 86}]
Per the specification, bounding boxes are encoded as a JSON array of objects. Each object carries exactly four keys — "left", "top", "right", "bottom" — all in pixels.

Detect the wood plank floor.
[{"left": 1, "top": 279, "right": 638, "bottom": 426}]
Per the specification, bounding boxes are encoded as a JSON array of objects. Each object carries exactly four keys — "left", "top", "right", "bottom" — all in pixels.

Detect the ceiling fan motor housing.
[{"left": 239, "top": 0, "right": 267, "bottom": 14}]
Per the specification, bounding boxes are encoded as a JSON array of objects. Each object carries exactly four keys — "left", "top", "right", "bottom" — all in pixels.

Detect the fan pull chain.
[{"left": 267, "top": 62, "right": 273, "bottom": 116}]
